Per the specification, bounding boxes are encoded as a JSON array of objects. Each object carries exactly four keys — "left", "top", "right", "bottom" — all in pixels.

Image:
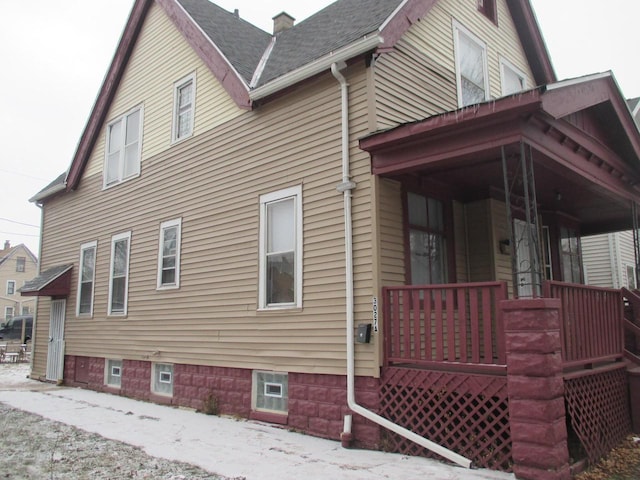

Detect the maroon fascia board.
[
  {"left": 359, "top": 90, "right": 543, "bottom": 154},
  {"left": 20, "top": 269, "right": 72, "bottom": 297},
  {"left": 507, "top": 0, "right": 556, "bottom": 85},
  {"left": 379, "top": 0, "right": 438, "bottom": 50},
  {"left": 66, "top": 0, "right": 152, "bottom": 192}
]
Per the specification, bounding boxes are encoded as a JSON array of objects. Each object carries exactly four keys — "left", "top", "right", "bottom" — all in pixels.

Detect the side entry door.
[{"left": 46, "top": 299, "right": 66, "bottom": 382}]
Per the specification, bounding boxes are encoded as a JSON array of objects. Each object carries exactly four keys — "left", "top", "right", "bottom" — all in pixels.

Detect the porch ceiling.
[{"left": 361, "top": 76, "right": 640, "bottom": 235}]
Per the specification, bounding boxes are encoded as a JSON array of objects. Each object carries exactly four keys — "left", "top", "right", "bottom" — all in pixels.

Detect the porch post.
[
  {"left": 501, "top": 298, "right": 571, "bottom": 480},
  {"left": 633, "top": 201, "right": 640, "bottom": 288}
]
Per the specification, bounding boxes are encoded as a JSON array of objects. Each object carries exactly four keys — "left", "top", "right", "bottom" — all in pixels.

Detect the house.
[
  {"left": 0, "top": 241, "right": 37, "bottom": 322},
  {"left": 23, "top": 0, "right": 640, "bottom": 478}
]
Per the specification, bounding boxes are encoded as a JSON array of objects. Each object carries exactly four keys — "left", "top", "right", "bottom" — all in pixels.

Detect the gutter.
[
  {"left": 251, "top": 35, "right": 382, "bottom": 101},
  {"left": 330, "top": 62, "right": 471, "bottom": 469}
]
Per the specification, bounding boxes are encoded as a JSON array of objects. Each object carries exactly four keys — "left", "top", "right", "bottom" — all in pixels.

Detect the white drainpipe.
[{"left": 330, "top": 62, "right": 471, "bottom": 469}]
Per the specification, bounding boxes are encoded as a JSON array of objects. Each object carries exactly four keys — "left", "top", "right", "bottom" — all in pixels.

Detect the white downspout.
[{"left": 330, "top": 62, "right": 471, "bottom": 469}]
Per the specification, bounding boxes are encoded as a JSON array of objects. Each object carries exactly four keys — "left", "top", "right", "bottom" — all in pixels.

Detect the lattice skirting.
[
  {"left": 564, "top": 366, "right": 631, "bottom": 465},
  {"left": 379, "top": 367, "right": 512, "bottom": 471}
]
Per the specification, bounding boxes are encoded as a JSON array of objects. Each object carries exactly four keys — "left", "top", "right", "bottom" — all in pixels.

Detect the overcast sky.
[{"left": 1, "top": 0, "right": 638, "bottom": 257}]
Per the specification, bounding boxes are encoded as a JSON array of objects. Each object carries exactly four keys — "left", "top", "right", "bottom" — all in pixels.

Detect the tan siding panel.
[
  {"left": 40, "top": 63, "right": 378, "bottom": 377},
  {"left": 374, "top": 0, "right": 536, "bottom": 129}
]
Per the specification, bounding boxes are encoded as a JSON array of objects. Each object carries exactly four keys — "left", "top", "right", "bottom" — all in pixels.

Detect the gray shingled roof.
[
  {"left": 258, "top": 0, "right": 402, "bottom": 86},
  {"left": 178, "top": 0, "right": 272, "bottom": 83},
  {"left": 19, "top": 264, "right": 73, "bottom": 294},
  {"left": 178, "top": 0, "right": 403, "bottom": 87}
]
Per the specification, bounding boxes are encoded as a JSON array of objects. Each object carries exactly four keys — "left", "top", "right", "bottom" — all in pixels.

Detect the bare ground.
[{"left": 0, "top": 403, "right": 235, "bottom": 480}]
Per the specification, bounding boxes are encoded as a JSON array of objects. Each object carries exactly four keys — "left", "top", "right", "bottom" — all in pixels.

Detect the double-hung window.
[
  {"left": 108, "top": 232, "right": 131, "bottom": 315},
  {"left": 172, "top": 74, "right": 195, "bottom": 142},
  {"left": 16, "top": 257, "right": 25, "bottom": 272},
  {"left": 77, "top": 241, "right": 97, "bottom": 316},
  {"left": 157, "top": 218, "right": 182, "bottom": 289},
  {"left": 259, "top": 186, "right": 303, "bottom": 309},
  {"left": 4, "top": 306, "right": 13, "bottom": 322},
  {"left": 406, "top": 192, "right": 449, "bottom": 285},
  {"left": 104, "top": 107, "right": 143, "bottom": 187},
  {"left": 454, "top": 22, "right": 489, "bottom": 107},
  {"left": 6, "top": 280, "right": 15, "bottom": 295}
]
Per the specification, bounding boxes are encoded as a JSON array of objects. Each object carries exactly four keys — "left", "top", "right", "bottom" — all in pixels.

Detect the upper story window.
[
  {"left": 172, "top": 74, "right": 195, "bottom": 142},
  {"left": 454, "top": 22, "right": 489, "bottom": 107},
  {"left": 4, "top": 306, "right": 13, "bottom": 322},
  {"left": 104, "top": 107, "right": 143, "bottom": 188},
  {"left": 108, "top": 231, "right": 131, "bottom": 315},
  {"left": 77, "top": 241, "right": 97, "bottom": 316},
  {"left": 406, "top": 192, "right": 449, "bottom": 285},
  {"left": 16, "top": 257, "right": 25, "bottom": 272},
  {"left": 6, "top": 280, "right": 15, "bottom": 295},
  {"left": 477, "top": 0, "right": 497, "bottom": 24},
  {"left": 500, "top": 58, "right": 528, "bottom": 96},
  {"left": 157, "top": 218, "right": 182, "bottom": 289},
  {"left": 258, "top": 186, "right": 303, "bottom": 309}
]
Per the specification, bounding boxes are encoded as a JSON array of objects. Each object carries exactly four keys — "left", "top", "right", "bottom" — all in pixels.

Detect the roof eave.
[
  {"left": 250, "top": 34, "right": 383, "bottom": 101},
  {"left": 29, "top": 180, "right": 67, "bottom": 204}
]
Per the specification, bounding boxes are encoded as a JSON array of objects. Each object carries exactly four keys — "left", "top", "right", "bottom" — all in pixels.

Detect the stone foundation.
[{"left": 63, "top": 355, "right": 381, "bottom": 448}]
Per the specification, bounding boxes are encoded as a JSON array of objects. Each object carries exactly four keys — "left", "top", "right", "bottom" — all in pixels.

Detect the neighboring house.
[
  {"left": 0, "top": 241, "right": 37, "bottom": 323},
  {"left": 583, "top": 231, "right": 637, "bottom": 289},
  {"left": 22, "top": 0, "right": 640, "bottom": 478}
]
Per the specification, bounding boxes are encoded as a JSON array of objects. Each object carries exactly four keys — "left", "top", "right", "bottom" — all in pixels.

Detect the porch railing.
[
  {"left": 543, "top": 281, "right": 624, "bottom": 369},
  {"left": 382, "top": 282, "right": 508, "bottom": 373}
]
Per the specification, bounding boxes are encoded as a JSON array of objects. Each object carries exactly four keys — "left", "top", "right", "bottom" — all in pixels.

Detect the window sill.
[
  {"left": 257, "top": 306, "right": 303, "bottom": 315},
  {"left": 102, "top": 173, "right": 141, "bottom": 191},
  {"left": 156, "top": 285, "right": 179, "bottom": 291},
  {"left": 250, "top": 410, "right": 288, "bottom": 425}
]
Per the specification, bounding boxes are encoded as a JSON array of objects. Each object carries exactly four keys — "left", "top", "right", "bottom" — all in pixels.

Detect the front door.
[{"left": 46, "top": 299, "right": 66, "bottom": 382}]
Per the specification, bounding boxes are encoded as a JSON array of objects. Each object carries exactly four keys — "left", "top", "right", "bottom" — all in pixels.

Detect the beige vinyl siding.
[
  {"left": 34, "top": 62, "right": 378, "bottom": 378},
  {"left": 490, "top": 198, "right": 512, "bottom": 289},
  {"left": 378, "top": 179, "right": 405, "bottom": 287},
  {"left": 373, "top": 0, "right": 535, "bottom": 129},
  {"left": 84, "top": 3, "right": 243, "bottom": 178}
]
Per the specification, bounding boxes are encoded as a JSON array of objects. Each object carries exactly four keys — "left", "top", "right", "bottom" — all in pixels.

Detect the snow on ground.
[{"left": 0, "top": 363, "right": 516, "bottom": 479}]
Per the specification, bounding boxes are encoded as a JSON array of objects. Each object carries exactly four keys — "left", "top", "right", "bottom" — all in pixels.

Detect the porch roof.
[
  {"left": 20, "top": 264, "right": 73, "bottom": 297},
  {"left": 360, "top": 72, "right": 640, "bottom": 235}
]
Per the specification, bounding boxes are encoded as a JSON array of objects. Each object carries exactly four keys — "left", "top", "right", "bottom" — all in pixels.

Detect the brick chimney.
[{"left": 272, "top": 12, "right": 295, "bottom": 34}]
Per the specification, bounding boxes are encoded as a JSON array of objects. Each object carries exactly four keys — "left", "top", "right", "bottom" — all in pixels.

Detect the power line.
[
  {"left": 0, "top": 218, "right": 40, "bottom": 228},
  {"left": 0, "top": 231, "right": 40, "bottom": 238}
]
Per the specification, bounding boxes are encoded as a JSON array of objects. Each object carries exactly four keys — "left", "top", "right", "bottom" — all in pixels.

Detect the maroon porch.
[{"left": 361, "top": 74, "right": 640, "bottom": 478}]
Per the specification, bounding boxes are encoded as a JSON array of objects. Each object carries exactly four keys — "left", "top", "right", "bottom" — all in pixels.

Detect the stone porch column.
[{"left": 501, "top": 298, "right": 571, "bottom": 480}]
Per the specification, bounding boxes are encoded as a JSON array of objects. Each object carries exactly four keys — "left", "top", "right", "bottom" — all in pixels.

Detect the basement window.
[
  {"left": 105, "top": 359, "right": 122, "bottom": 388},
  {"left": 252, "top": 371, "right": 288, "bottom": 413},
  {"left": 152, "top": 363, "right": 174, "bottom": 397}
]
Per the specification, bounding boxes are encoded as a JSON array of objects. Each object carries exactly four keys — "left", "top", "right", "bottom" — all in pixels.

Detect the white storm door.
[{"left": 46, "top": 299, "right": 66, "bottom": 382}]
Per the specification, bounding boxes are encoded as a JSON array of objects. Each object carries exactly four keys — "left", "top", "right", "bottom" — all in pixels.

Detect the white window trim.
[
  {"left": 500, "top": 56, "right": 528, "bottom": 96},
  {"left": 258, "top": 185, "right": 303, "bottom": 310},
  {"left": 103, "top": 105, "right": 144, "bottom": 189},
  {"left": 453, "top": 20, "right": 490, "bottom": 108},
  {"left": 76, "top": 241, "right": 97, "bottom": 316},
  {"left": 6, "top": 280, "right": 16, "bottom": 296},
  {"left": 108, "top": 231, "right": 132, "bottom": 316},
  {"left": 171, "top": 73, "right": 196, "bottom": 143},
  {"left": 157, "top": 218, "right": 182, "bottom": 290},
  {"left": 4, "top": 306, "right": 13, "bottom": 321}
]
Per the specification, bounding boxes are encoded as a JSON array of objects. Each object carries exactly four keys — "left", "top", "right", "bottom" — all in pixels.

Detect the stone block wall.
[{"left": 62, "top": 355, "right": 381, "bottom": 447}]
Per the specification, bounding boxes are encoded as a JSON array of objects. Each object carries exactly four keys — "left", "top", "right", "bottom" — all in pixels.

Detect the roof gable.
[
  {"left": 54, "top": 0, "right": 554, "bottom": 197},
  {"left": 0, "top": 244, "right": 38, "bottom": 268}
]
